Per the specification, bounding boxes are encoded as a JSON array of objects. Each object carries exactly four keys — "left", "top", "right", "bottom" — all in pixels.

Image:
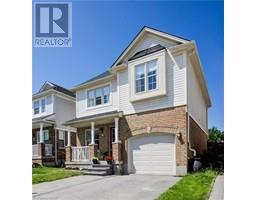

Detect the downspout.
[
  {"left": 187, "top": 113, "right": 197, "bottom": 157},
  {"left": 55, "top": 128, "right": 58, "bottom": 165}
]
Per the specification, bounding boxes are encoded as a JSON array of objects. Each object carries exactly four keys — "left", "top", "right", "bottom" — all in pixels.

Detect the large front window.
[
  {"left": 135, "top": 59, "right": 157, "bottom": 93},
  {"left": 87, "top": 85, "right": 110, "bottom": 107},
  {"left": 85, "top": 129, "right": 100, "bottom": 145},
  {"left": 36, "top": 130, "right": 49, "bottom": 143},
  {"left": 58, "top": 130, "right": 66, "bottom": 148}
]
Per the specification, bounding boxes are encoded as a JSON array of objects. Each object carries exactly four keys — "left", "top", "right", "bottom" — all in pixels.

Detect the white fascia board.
[
  {"left": 70, "top": 74, "right": 115, "bottom": 92},
  {"left": 144, "top": 27, "right": 189, "bottom": 44}
]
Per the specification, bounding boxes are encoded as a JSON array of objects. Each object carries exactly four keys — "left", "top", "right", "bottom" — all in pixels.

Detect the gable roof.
[
  {"left": 34, "top": 81, "right": 75, "bottom": 97},
  {"left": 111, "top": 26, "right": 190, "bottom": 68}
]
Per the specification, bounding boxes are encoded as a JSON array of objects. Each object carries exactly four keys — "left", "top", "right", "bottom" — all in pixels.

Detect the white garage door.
[{"left": 128, "top": 134, "right": 176, "bottom": 175}]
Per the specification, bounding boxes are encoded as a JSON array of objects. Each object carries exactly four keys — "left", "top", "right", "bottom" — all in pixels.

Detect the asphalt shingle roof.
[
  {"left": 128, "top": 44, "right": 165, "bottom": 62},
  {"left": 34, "top": 81, "right": 75, "bottom": 97},
  {"left": 75, "top": 71, "right": 111, "bottom": 87}
]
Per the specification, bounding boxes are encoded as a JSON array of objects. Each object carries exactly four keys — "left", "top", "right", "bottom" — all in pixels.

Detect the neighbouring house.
[
  {"left": 32, "top": 81, "right": 76, "bottom": 166},
  {"left": 63, "top": 26, "right": 211, "bottom": 176}
]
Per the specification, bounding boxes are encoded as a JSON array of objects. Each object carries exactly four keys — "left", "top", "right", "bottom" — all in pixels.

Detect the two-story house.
[
  {"left": 32, "top": 81, "right": 76, "bottom": 166},
  {"left": 63, "top": 26, "right": 211, "bottom": 176}
]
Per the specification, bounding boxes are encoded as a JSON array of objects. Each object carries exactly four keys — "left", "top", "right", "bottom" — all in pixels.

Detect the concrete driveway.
[{"left": 33, "top": 174, "right": 180, "bottom": 200}]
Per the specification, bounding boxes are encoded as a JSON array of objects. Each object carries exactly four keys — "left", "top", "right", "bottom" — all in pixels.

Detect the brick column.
[
  {"left": 65, "top": 146, "right": 72, "bottom": 162},
  {"left": 112, "top": 142, "right": 123, "bottom": 175},
  {"left": 112, "top": 142, "right": 122, "bottom": 161},
  {"left": 89, "top": 144, "right": 98, "bottom": 160},
  {"left": 38, "top": 143, "right": 45, "bottom": 157}
]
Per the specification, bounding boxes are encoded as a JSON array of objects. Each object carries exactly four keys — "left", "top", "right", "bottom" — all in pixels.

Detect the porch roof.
[
  {"left": 63, "top": 111, "right": 123, "bottom": 127},
  {"left": 32, "top": 113, "right": 56, "bottom": 127}
]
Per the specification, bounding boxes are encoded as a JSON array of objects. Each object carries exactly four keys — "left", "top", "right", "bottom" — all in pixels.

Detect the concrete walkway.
[
  {"left": 209, "top": 175, "right": 224, "bottom": 200},
  {"left": 33, "top": 174, "right": 181, "bottom": 200}
]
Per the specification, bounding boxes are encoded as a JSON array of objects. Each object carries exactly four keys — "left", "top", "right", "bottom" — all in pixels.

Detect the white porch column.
[
  {"left": 39, "top": 123, "right": 44, "bottom": 143},
  {"left": 67, "top": 127, "right": 71, "bottom": 147},
  {"left": 91, "top": 122, "right": 95, "bottom": 145},
  {"left": 114, "top": 117, "right": 119, "bottom": 143}
]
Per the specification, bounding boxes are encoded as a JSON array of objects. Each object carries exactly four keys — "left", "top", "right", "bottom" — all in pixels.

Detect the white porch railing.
[
  {"left": 45, "top": 144, "right": 53, "bottom": 156},
  {"left": 32, "top": 144, "right": 38, "bottom": 156},
  {"left": 72, "top": 146, "right": 89, "bottom": 161}
]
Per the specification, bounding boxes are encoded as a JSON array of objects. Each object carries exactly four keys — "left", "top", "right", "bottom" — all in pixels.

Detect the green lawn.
[
  {"left": 156, "top": 170, "right": 217, "bottom": 200},
  {"left": 32, "top": 167, "right": 84, "bottom": 184}
]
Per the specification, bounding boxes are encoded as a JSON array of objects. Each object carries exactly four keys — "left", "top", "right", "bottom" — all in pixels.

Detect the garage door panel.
[
  {"left": 133, "top": 150, "right": 172, "bottom": 157},
  {"left": 129, "top": 134, "right": 175, "bottom": 175}
]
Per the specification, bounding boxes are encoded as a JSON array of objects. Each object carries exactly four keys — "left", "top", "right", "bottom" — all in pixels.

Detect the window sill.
[
  {"left": 129, "top": 89, "right": 167, "bottom": 103},
  {"left": 86, "top": 102, "right": 112, "bottom": 110}
]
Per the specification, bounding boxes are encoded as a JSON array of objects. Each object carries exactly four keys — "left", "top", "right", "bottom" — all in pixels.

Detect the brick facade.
[
  {"left": 65, "top": 105, "right": 208, "bottom": 176},
  {"left": 119, "top": 106, "right": 188, "bottom": 168},
  {"left": 76, "top": 124, "right": 113, "bottom": 159},
  {"left": 189, "top": 116, "right": 208, "bottom": 157},
  {"left": 65, "top": 146, "right": 72, "bottom": 162}
]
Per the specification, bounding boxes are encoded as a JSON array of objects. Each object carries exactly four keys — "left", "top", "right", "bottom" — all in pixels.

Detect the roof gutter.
[{"left": 63, "top": 111, "right": 123, "bottom": 126}]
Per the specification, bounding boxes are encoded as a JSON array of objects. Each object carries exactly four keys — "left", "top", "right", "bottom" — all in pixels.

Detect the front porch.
[
  {"left": 32, "top": 119, "right": 56, "bottom": 166},
  {"left": 32, "top": 117, "right": 77, "bottom": 166},
  {"left": 64, "top": 111, "right": 123, "bottom": 174}
]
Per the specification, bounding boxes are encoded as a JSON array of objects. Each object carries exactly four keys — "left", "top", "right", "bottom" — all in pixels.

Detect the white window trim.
[
  {"left": 135, "top": 59, "right": 158, "bottom": 94},
  {"left": 86, "top": 83, "right": 112, "bottom": 109},
  {"left": 128, "top": 50, "right": 167, "bottom": 102},
  {"left": 33, "top": 97, "right": 47, "bottom": 115}
]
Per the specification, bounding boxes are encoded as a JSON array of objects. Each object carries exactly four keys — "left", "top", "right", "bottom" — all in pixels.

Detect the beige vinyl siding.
[
  {"left": 187, "top": 57, "right": 207, "bottom": 133},
  {"left": 54, "top": 95, "right": 76, "bottom": 127},
  {"left": 118, "top": 53, "right": 186, "bottom": 115},
  {"left": 76, "top": 79, "right": 118, "bottom": 118}
]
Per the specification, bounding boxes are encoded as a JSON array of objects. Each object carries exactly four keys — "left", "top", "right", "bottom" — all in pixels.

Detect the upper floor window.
[
  {"left": 33, "top": 98, "right": 46, "bottom": 114},
  {"left": 135, "top": 59, "right": 157, "bottom": 93},
  {"left": 87, "top": 85, "right": 110, "bottom": 108},
  {"left": 135, "top": 64, "right": 145, "bottom": 93},
  {"left": 34, "top": 101, "right": 39, "bottom": 114},
  {"left": 41, "top": 99, "right": 46, "bottom": 113},
  {"left": 147, "top": 60, "right": 157, "bottom": 90}
]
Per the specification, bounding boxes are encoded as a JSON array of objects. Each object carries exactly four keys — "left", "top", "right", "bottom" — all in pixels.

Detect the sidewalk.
[{"left": 209, "top": 175, "right": 224, "bottom": 200}]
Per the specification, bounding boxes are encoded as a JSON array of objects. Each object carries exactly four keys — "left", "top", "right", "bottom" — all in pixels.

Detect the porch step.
[
  {"left": 92, "top": 164, "right": 112, "bottom": 168},
  {"left": 88, "top": 167, "right": 110, "bottom": 171},
  {"left": 86, "top": 164, "right": 113, "bottom": 176},
  {"left": 86, "top": 171, "right": 109, "bottom": 176}
]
